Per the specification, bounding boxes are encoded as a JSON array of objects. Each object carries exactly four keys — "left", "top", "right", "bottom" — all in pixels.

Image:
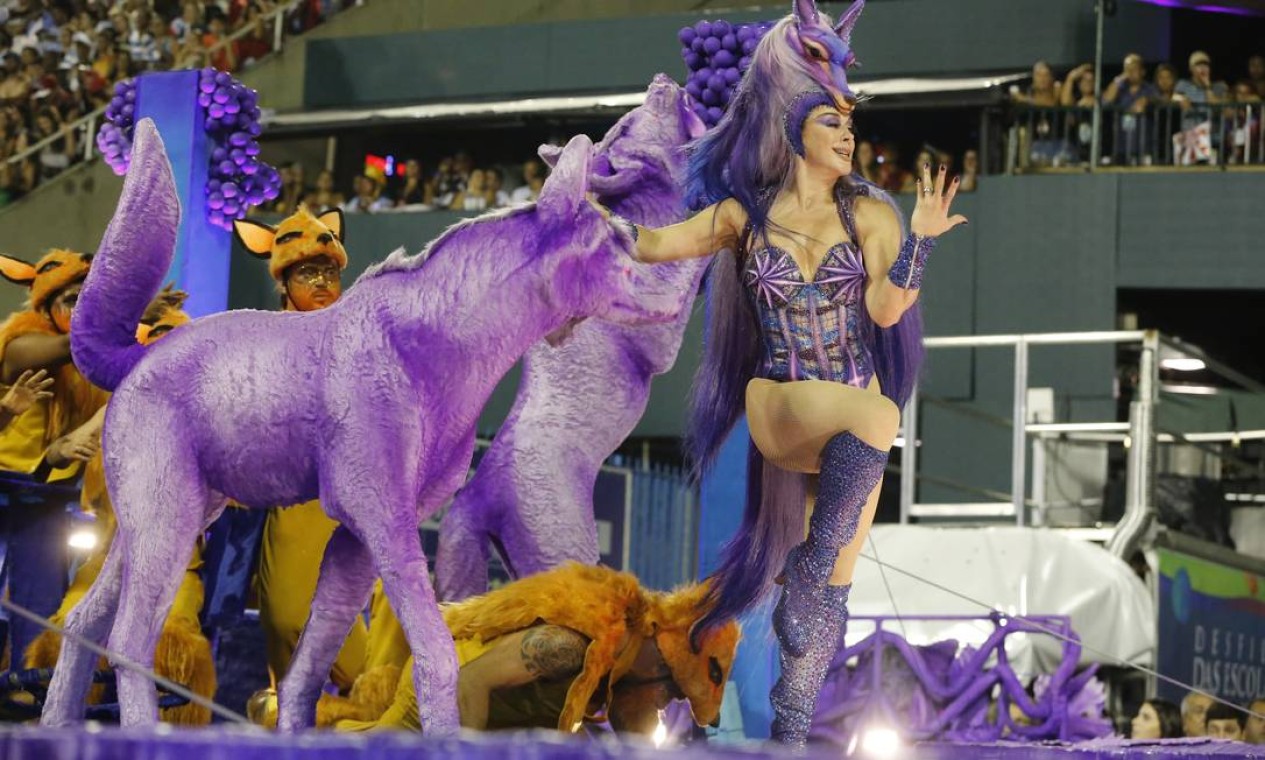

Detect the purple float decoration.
[
  {"left": 811, "top": 614, "right": 1114, "bottom": 747},
  {"left": 97, "top": 68, "right": 281, "bottom": 231}
]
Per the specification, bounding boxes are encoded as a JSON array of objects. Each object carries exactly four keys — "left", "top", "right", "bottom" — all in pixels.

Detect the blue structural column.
[
  {"left": 698, "top": 417, "right": 778, "bottom": 739},
  {"left": 134, "top": 71, "right": 229, "bottom": 318}
]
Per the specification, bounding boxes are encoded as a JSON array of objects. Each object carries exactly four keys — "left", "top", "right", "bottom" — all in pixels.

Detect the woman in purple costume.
[{"left": 608, "top": 1, "right": 967, "bottom": 746}]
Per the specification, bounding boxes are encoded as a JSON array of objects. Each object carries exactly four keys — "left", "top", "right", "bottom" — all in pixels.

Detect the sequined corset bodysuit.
[{"left": 742, "top": 190, "right": 873, "bottom": 386}]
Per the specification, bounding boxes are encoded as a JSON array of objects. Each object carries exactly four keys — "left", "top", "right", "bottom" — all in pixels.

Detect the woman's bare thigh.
[{"left": 745, "top": 378, "right": 900, "bottom": 473}]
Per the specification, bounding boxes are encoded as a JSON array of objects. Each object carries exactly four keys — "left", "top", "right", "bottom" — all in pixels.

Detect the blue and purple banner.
[{"left": 1156, "top": 546, "right": 1265, "bottom": 704}]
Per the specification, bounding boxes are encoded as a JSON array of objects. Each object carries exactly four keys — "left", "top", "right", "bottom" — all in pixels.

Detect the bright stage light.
[
  {"left": 651, "top": 711, "right": 668, "bottom": 748},
  {"left": 68, "top": 529, "right": 98, "bottom": 551},
  {"left": 1160, "top": 357, "right": 1206, "bottom": 372},
  {"left": 860, "top": 726, "right": 903, "bottom": 757}
]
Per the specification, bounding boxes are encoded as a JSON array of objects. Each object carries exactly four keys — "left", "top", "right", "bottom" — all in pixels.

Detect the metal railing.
[
  {"left": 898, "top": 329, "right": 1265, "bottom": 559},
  {"left": 1, "top": 0, "right": 348, "bottom": 192},
  {"left": 1007, "top": 103, "right": 1264, "bottom": 171}
]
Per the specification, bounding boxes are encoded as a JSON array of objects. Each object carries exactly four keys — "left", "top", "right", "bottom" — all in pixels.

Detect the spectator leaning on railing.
[
  {"left": 1154, "top": 62, "right": 1180, "bottom": 104},
  {"left": 1175, "top": 50, "right": 1229, "bottom": 130},
  {"left": 1060, "top": 62, "right": 1098, "bottom": 108},
  {"left": 1103, "top": 54, "right": 1158, "bottom": 113},
  {"left": 343, "top": 173, "right": 392, "bottom": 213},
  {"left": 1103, "top": 53, "right": 1160, "bottom": 165},
  {"left": 1247, "top": 54, "right": 1265, "bottom": 99},
  {"left": 1011, "top": 60, "right": 1061, "bottom": 106}
]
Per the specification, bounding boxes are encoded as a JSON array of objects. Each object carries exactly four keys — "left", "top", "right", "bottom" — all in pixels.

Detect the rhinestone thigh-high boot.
[
  {"left": 769, "top": 590, "right": 850, "bottom": 747},
  {"left": 769, "top": 431, "right": 888, "bottom": 746}
]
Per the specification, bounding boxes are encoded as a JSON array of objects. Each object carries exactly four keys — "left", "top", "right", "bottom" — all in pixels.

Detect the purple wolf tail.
[
  {"left": 693, "top": 443, "right": 806, "bottom": 648},
  {"left": 71, "top": 119, "right": 178, "bottom": 391}
]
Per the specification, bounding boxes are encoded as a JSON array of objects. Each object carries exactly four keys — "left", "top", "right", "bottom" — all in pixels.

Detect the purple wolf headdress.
[
  {"left": 435, "top": 75, "right": 707, "bottom": 600},
  {"left": 685, "top": 0, "right": 925, "bottom": 642},
  {"left": 45, "top": 119, "right": 680, "bottom": 733}
]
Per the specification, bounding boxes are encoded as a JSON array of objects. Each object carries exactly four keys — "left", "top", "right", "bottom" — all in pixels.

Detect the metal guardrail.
[
  {"left": 1008, "top": 103, "right": 1265, "bottom": 171},
  {"left": 899, "top": 331, "right": 1153, "bottom": 535},
  {"left": 897, "top": 329, "right": 1265, "bottom": 560}
]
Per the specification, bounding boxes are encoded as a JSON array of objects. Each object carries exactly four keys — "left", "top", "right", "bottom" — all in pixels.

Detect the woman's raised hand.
[{"left": 910, "top": 163, "right": 968, "bottom": 238}]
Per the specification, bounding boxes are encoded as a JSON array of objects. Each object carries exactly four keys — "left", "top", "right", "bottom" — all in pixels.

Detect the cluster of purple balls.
[
  {"left": 679, "top": 19, "right": 773, "bottom": 127},
  {"left": 197, "top": 68, "right": 280, "bottom": 231},
  {"left": 95, "top": 69, "right": 281, "bottom": 231},
  {"left": 97, "top": 78, "right": 138, "bottom": 175}
]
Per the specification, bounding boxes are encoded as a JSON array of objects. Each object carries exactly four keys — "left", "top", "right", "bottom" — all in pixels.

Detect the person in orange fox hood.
[{"left": 0, "top": 248, "right": 111, "bottom": 663}]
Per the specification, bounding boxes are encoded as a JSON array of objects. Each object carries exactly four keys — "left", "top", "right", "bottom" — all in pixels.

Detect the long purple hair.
[{"left": 685, "top": 11, "right": 924, "bottom": 641}]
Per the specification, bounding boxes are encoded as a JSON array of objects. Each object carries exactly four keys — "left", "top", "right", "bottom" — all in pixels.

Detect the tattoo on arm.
[{"left": 519, "top": 625, "right": 589, "bottom": 681}]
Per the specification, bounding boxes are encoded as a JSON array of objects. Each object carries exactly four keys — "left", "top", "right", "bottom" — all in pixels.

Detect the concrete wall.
[
  {"left": 0, "top": 161, "right": 123, "bottom": 316},
  {"left": 300, "top": 0, "right": 1170, "bottom": 109},
  {"left": 243, "top": 0, "right": 715, "bottom": 112}
]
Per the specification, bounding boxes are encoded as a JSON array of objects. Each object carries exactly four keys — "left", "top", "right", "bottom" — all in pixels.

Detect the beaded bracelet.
[{"left": 886, "top": 233, "right": 936, "bottom": 290}]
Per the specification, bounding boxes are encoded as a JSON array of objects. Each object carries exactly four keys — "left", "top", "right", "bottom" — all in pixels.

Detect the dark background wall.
[{"left": 303, "top": 0, "right": 1172, "bottom": 109}]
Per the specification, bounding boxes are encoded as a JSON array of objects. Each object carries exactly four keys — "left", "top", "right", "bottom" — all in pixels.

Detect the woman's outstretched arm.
[{"left": 604, "top": 198, "right": 745, "bottom": 264}]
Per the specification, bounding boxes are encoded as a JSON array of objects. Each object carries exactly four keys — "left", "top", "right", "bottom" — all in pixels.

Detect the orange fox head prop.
[
  {"left": 646, "top": 579, "right": 741, "bottom": 728},
  {"left": 136, "top": 284, "right": 191, "bottom": 344},
  {"left": 233, "top": 205, "right": 347, "bottom": 282},
  {"left": 0, "top": 249, "right": 94, "bottom": 314}
]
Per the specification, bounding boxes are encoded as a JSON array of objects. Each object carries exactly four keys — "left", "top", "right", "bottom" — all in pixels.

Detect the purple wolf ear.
[
  {"left": 535, "top": 134, "right": 593, "bottom": 224},
  {"left": 792, "top": 0, "right": 821, "bottom": 26},
  {"left": 834, "top": 0, "right": 865, "bottom": 45},
  {"left": 537, "top": 143, "right": 563, "bottom": 168}
]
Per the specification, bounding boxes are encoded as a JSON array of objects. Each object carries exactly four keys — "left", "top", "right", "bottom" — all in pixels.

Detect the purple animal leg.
[
  {"left": 360, "top": 516, "right": 458, "bottom": 734},
  {"left": 276, "top": 525, "right": 377, "bottom": 731},
  {"left": 319, "top": 402, "right": 461, "bottom": 735},
  {"left": 39, "top": 545, "right": 124, "bottom": 726},
  {"left": 103, "top": 420, "right": 216, "bottom": 725},
  {"left": 435, "top": 481, "right": 496, "bottom": 601},
  {"left": 499, "top": 474, "right": 599, "bottom": 578}
]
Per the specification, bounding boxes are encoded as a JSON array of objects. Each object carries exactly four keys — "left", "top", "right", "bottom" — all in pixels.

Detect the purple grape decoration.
[{"left": 99, "top": 68, "right": 280, "bottom": 229}]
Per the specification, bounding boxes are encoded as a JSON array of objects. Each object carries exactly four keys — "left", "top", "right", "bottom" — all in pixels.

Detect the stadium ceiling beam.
[{"left": 260, "top": 72, "right": 1027, "bottom": 135}]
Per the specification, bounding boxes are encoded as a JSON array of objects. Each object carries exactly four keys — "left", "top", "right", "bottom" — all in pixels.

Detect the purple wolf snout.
[
  {"left": 44, "top": 119, "right": 673, "bottom": 734},
  {"left": 436, "top": 75, "right": 707, "bottom": 600}
]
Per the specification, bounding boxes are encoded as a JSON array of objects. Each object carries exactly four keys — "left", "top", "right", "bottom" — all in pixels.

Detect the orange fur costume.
[
  {"left": 0, "top": 249, "right": 111, "bottom": 480},
  {"left": 261, "top": 564, "right": 741, "bottom": 733},
  {"left": 23, "top": 287, "right": 217, "bottom": 725}
]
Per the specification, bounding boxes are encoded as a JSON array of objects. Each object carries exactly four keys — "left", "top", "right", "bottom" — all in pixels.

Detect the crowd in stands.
[
  {"left": 1009, "top": 50, "right": 1265, "bottom": 167},
  {"left": 0, "top": 0, "right": 356, "bottom": 207},
  {"left": 266, "top": 153, "right": 553, "bottom": 216},
  {"left": 853, "top": 140, "right": 980, "bottom": 195},
  {"left": 274, "top": 140, "right": 979, "bottom": 218}
]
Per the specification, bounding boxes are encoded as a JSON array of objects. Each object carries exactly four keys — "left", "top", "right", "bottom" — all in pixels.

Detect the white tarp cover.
[{"left": 847, "top": 525, "right": 1155, "bottom": 677}]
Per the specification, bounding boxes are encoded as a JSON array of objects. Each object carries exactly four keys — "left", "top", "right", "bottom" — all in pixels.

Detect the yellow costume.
[
  {"left": 256, "top": 564, "right": 741, "bottom": 734},
  {"left": 23, "top": 287, "right": 217, "bottom": 725},
  {"left": 234, "top": 207, "right": 407, "bottom": 688},
  {"left": 0, "top": 250, "right": 110, "bottom": 481}
]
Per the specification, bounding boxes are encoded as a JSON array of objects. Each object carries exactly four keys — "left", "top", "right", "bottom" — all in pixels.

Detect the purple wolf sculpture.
[
  {"left": 435, "top": 75, "right": 707, "bottom": 601},
  {"left": 42, "top": 119, "right": 679, "bottom": 733}
]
